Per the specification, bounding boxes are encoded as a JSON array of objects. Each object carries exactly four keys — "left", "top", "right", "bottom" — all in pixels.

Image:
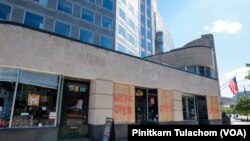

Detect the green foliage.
[
  {"left": 235, "top": 96, "right": 250, "bottom": 119},
  {"left": 221, "top": 107, "right": 233, "bottom": 115}
]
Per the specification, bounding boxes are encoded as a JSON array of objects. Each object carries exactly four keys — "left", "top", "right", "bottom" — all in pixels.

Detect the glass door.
[
  {"left": 135, "top": 88, "right": 146, "bottom": 124},
  {"left": 147, "top": 89, "right": 158, "bottom": 124},
  {"left": 59, "top": 79, "right": 89, "bottom": 139}
]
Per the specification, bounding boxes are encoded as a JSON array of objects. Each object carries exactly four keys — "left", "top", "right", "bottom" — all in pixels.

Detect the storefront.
[
  {"left": 0, "top": 67, "right": 60, "bottom": 128},
  {"left": 0, "top": 22, "right": 222, "bottom": 141}
]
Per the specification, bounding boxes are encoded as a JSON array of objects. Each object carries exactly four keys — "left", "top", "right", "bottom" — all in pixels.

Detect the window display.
[
  {"left": 0, "top": 67, "right": 18, "bottom": 128},
  {"left": 12, "top": 84, "right": 57, "bottom": 127},
  {"left": 182, "top": 94, "right": 196, "bottom": 120},
  {"left": 0, "top": 82, "right": 15, "bottom": 128}
]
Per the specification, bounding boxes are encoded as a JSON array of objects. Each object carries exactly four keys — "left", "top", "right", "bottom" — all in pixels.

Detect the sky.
[{"left": 157, "top": 0, "right": 250, "bottom": 98}]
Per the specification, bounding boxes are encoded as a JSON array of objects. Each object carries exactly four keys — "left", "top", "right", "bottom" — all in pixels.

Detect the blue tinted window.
[
  {"left": 121, "top": 0, "right": 126, "bottom": 4},
  {"left": 79, "top": 29, "right": 93, "bottom": 43},
  {"left": 100, "top": 36, "right": 113, "bottom": 49},
  {"left": 102, "top": 16, "right": 112, "bottom": 29},
  {"left": 118, "top": 25, "right": 126, "bottom": 38},
  {"left": 32, "top": 0, "right": 48, "bottom": 6},
  {"left": 141, "top": 3, "right": 145, "bottom": 13},
  {"left": 128, "top": 34, "right": 134, "bottom": 45},
  {"left": 141, "top": 38, "right": 146, "bottom": 48},
  {"left": 24, "top": 12, "right": 44, "bottom": 29},
  {"left": 128, "top": 19, "right": 134, "bottom": 29},
  {"left": 141, "top": 26, "right": 146, "bottom": 36},
  {"left": 57, "top": 0, "right": 72, "bottom": 14},
  {"left": 118, "top": 43, "right": 125, "bottom": 52},
  {"left": 0, "top": 3, "right": 11, "bottom": 20},
  {"left": 146, "top": 51, "right": 152, "bottom": 56},
  {"left": 129, "top": 4, "right": 134, "bottom": 14},
  {"left": 141, "top": 15, "right": 145, "bottom": 24},
  {"left": 147, "top": 0, "right": 151, "bottom": 8},
  {"left": 103, "top": 0, "right": 113, "bottom": 11},
  {"left": 81, "top": 8, "right": 94, "bottom": 22},
  {"left": 147, "top": 42, "right": 152, "bottom": 51},
  {"left": 54, "top": 21, "right": 70, "bottom": 37},
  {"left": 141, "top": 51, "right": 146, "bottom": 57},
  {"left": 186, "top": 66, "right": 196, "bottom": 73},
  {"left": 89, "top": 0, "right": 95, "bottom": 3},
  {"left": 198, "top": 66, "right": 205, "bottom": 76},
  {"left": 119, "top": 9, "right": 126, "bottom": 20}
]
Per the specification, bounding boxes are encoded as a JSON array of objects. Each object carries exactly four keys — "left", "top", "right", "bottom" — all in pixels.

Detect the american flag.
[{"left": 228, "top": 77, "right": 239, "bottom": 94}]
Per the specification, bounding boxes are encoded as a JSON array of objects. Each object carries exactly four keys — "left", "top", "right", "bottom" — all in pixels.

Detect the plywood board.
[
  {"left": 113, "top": 83, "right": 135, "bottom": 124},
  {"left": 158, "top": 89, "right": 173, "bottom": 122}
]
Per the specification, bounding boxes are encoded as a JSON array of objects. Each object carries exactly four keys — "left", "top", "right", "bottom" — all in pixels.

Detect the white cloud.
[
  {"left": 204, "top": 20, "right": 242, "bottom": 34},
  {"left": 225, "top": 67, "right": 250, "bottom": 81}
]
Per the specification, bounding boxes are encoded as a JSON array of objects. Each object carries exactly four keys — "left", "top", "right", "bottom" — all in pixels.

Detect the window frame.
[
  {"left": 23, "top": 10, "right": 45, "bottom": 29},
  {"left": 53, "top": 20, "right": 71, "bottom": 37},
  {"left": 101, "top": 16, "right": 113, "bottom": 30},
  {"left": 79, "top": 28, "right": 94, "bottom": 44},
  {"left": 0, "top": 2, "right": 12, "bottom": 21},
  {"left": 100, "top": 35, "right": 113, "bottom": 49},
  {"left": 102, "top": 0, "right": 114, "bottom": 11},
  {"left": 56, "top": 0, "right": 73, "bottom": 15},
  {"left": 80, "top": 7, "right": 95, "bottom": 23},
  {"left": 31, "top": 0, "right": 48, "bottom": 6}
]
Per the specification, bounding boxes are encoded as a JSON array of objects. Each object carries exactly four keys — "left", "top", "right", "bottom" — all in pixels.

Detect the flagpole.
[{"left": 220, "top": 74, "right": 237, "bottom": 89}]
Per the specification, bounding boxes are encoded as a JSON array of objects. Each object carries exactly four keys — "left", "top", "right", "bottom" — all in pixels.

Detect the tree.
[
  {"left": 235, "top": 96, "right": 250, "bottom": 121},
  {"left": 221, "top": 107, "right": 233, "bottom": 115},
  {"left": 245, "top": 64, "right": 250, "bottom": 80}
]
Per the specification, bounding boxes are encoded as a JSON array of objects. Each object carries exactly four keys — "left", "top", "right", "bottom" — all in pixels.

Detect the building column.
[
  {"left": 172, "top": 90, "right": 183, "bottom": 121},
  {"left": 88, "top": 79, "right": 113, "bottom": 125}
]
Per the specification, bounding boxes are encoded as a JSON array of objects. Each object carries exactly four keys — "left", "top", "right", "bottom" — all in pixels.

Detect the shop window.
[
  {"left": 182, "top": 94, "right": 196, "bottom": 120},
  {"left": 0, "top": 67, "right": 18, "bottom": 128},
  {"left": 24, "top": 12, "right": 44, "bottom": 29},
  {"left": 0, "top": 3, "right": 11, "bottom": 20},
  {"left": 12, "top": 70, "right": 59, "bottom": 128}
]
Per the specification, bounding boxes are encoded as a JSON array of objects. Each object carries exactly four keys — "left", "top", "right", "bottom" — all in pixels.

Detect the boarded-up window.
[
  {"left": 209, "top": 96, "right": 219, "bottom": 119},
  {"left": 113, "top": 83, "right": 135, "bottom": 123},
  {"left": 158, "top": 89, "right": 173, "bottom": 122}
]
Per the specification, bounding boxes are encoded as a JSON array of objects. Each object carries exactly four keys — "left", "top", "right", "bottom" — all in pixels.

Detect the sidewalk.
[{"left": 230, "top": 115, "right": 250, "bottom": 125}]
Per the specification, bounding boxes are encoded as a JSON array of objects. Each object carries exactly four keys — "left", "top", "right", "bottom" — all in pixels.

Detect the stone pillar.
[
  {"left": 172, "top": 90, "right": 183, "bottom": 121},
  {"left": 88, "top": 79, "right": 113, "bottom": 125}
]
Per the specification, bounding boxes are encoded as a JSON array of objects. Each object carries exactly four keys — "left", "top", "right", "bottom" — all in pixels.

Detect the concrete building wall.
[
  {"left": 0, "top": 23, "right": 220, "bottom": 98},
  {"left": 147, "top": 46, "right": 215, "bottom": 69}
]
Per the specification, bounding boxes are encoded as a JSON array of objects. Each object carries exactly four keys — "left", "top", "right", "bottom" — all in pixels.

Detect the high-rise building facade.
[
  {"left": 115, "top": 0, "right": 140, "bottom": 56},
  {"left": 154, "top": 11, "right": 175, "bottom": 54},
  {"left": 0, "top": 0, "right": 173, "bottom": 57},
  {"left": 139, "top": 0, "right": 155, "bottom": 57},
  {"left": 0, "top": 0, "right": 116, "bottom": 49}
]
